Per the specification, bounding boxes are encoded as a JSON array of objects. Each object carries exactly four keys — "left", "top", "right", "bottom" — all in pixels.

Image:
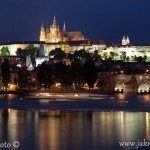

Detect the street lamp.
[
  {"left": 146, "top": 69, "right": 149, "bottom": 73},
  {"left": 120, "top": 70, "right": 124, "bottom": 74}
]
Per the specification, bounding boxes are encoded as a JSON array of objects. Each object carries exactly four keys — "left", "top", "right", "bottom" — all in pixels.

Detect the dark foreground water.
[
  {"left": 0, "top": 110, "right": 150, "bottom": 150},
  {"left": 0, "top": 94, "right": 150, "bottom": 150}
]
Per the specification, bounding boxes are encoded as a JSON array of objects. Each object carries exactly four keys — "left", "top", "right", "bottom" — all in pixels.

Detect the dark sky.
[{"left": 0, "top": 0, "right": 150, "bottom": 44}]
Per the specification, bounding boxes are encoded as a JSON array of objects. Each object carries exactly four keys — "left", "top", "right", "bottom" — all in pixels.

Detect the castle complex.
[
  {"left": 39, "top": 16, "right": 85, "bottom": 43},
  {"left": 0, "top": 17, "right": 150, "bottom": 64}
]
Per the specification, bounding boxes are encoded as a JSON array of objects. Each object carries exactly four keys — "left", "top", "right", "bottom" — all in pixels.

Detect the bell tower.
[{"left": 49, "top": 15, "right": 61, "bottom": 43}]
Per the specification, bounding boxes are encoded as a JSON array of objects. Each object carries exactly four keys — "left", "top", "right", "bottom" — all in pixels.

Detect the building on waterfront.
[{"left": 39, "top": 16, "right": 85, "bottom": 43}]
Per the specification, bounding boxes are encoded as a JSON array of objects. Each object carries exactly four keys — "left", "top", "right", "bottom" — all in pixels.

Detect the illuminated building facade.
[{"left": 39, "top": 16, "right": 85, "bottom": 43}]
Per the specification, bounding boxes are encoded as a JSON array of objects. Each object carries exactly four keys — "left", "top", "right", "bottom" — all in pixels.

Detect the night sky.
[{"left": 0, "top": 0, "right": 150, "bottom": 44}]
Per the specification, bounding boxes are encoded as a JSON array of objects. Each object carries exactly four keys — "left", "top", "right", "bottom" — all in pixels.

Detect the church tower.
[
  {"left": 126, "top": 36, "right": 130, "bottom": 45},
  {"left": 53, "top": 15, "right": 57, "bottom": 28},
  {"left": 122, "top": 35, "right": 130, "bottom": 45},
  {"left": 122, "top": 35, "right": 126, "bottom": 45},
  {"left": 62, "top": 22, "right": 68, "bottom": 42},
  {"left": 39, "top": 22, "right": 45, "bottom": 41},
  {"left": 49, "top": 15, "right": 61, "bottom": 43}
]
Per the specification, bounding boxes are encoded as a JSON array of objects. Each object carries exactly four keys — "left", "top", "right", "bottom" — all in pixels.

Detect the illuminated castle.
[{"left": 39, "top": 16, "right": 85, "bottom": 43}]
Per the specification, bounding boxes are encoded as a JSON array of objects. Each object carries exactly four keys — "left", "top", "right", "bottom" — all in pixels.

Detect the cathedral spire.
[
  {"left": 40, "top": 21, "right": 45, "bottom": 41},
  {"left": 122, "top": 35, "right": 126, "bottom": 45},
  {"left": 53, "top": 14, "right": 56, "bottom": 27},
  {"left": 41, "top": 21, "right": 44, "bottom": 28},
  {"left": 126, "top": 36, "right": 130, "bottom": 44},
  {"left": 63, "top": 22, "right": 66, "bottom": 32}
]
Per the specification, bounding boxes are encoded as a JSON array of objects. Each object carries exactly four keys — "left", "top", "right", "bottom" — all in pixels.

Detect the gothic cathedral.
[{"left": 39, "top": 16, "right": 85, "bottom": 43}]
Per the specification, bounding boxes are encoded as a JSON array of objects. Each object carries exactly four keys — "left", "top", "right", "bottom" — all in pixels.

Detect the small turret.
[
  {"left": 53, "top": 15, "right": 57, "bottom": 27},
  {"left": 126, "top": 36, "right": 130, "bottom": 45},
  {"left": 63, "top": 22, "right": 66, "bottom": 32}
]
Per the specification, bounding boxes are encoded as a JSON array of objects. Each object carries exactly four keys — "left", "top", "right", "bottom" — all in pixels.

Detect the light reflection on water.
[{"left": 0, "top": 110, "right": 150, "bottom": 150}]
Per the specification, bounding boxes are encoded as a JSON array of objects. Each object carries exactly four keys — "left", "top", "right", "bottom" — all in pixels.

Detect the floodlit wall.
[
  {"left": 1, "top": 43, "right": 150, "bottom": 59},
  {"left": 105, "top": 46, "right": 150, "bottom": 60}
]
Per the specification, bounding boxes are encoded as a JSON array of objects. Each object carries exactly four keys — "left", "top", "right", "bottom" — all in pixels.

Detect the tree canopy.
[
  {"left": 17, "top": 67, "right": 30, "bottom": 88},
  {"left": 49, "top": 48, "right": 66, "bottom": 59},
  {"left": 83, "top": 58, "right": 97, "bottom": 90},
  {"left": 1, "top": 58, "right": 10, "bottom": 90},
  {"left": 1, "top": 46, "right": 10, "bottom": 56}
]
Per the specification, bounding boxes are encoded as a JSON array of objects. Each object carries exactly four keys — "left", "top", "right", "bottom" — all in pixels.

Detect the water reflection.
[
  {"left": 0, "top": 110, "right": 150, "bottom": 150},
  {"left": 144, "top": 95, "right": 150, "bottom": 101},
  {"left": 146, "top": 112, "right": 150, "bottom": 140}
]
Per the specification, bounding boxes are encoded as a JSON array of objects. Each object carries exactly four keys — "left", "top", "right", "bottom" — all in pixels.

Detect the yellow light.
[
  {"left": 120, "top": 70, "right": 124, "bottom": 74},
  {"left": 74, "top": 94, "right": 79, "bottom": 97}
]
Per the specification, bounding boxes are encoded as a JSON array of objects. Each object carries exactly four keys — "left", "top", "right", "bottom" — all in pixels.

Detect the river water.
[{"left": 0, "top": 94, "right": 150, "bottom": 150}]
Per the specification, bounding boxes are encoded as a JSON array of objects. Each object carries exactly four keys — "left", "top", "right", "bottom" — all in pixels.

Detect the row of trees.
[
  {"left": 36, "top": 58, "right": 97, "bottom": 90},
  {"left": 16, "top": 45, "right": 39, "bottom": 57},
  {"left": 1, "top": 45, "right": 150, "bottom": 63},
  {"left": 1, "top": 57, "right": 97, "bottom": 90}
]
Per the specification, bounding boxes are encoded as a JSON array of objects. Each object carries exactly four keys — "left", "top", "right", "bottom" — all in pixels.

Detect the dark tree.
[
  {"left": 97, "top": 80, "right": 105, "bottom": 89},
  {"left": 120, "top": 52, "right": 126, "bottom": 62},
  {"left": 143, "top": 55, "right": 147, "bottom": 62},
  {"left": 66, "top": 53, "right": 73, "bottom": 60},
  {"left": 71, "top": 61, "right": 84, "bottom": 89},
  {"left": 49, "top": 48, "right": 66, "bottom": 59},
  {"left": 137, "top": 56, "right": 143, "bottom": 63},
  {"left": 60, "top": 64, "right": 73, "bottom": 89},
  {"left": 37, "top": 63, "right": 54, "bottom": 89},
  {"left": 83, "top": 58, "right": 97, "bottom": 90},
  {"left": 73, "top": 49, "right": 90, "bottom": 60},
  {"left": 16, "top": 48, "right": 28, "bottom": 56},
  {"left": 28, "top": 47, "right": 38, "bottom": 57},
  {"left": 1, "top": 58, "right": 10, "bottom": 90},
  {"left": 17, "top": 67, "right": 30, "bottom": 88},
  {"left": 53, "top": 63, "right": 73, "bottom": 89}
]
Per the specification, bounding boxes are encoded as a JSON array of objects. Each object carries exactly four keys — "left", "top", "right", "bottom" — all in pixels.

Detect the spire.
[
  {"left": 40, "top": 21, "right": 45, "bottom": 41},
  {"left": 126, "top": 36, "right": 130, "bottom": 44},
  {"left": 63, "top": 22, "right": 66, "bottom": 32},
  {"left": 122, "top": 35, "right": 126, "bottom": 45},
  {"left": 46, "top": 21, "right": 49, "bottom": 27},
  {"left": 123, "top": 35, "right": 126, "bottom": 40},
  {"left": 41, "top": 21, "right": 44, "bottom": 28},
  {"left": 53, "top": 14, "right": 56, "bottom": 27}
]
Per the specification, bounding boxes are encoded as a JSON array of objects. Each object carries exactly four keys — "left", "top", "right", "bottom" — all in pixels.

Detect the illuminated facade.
[
  {"left": 104, "top": 45, "right": 150, "bottom": 61},
  {"left": 39, "top": 16, "right": 85, "bottom": 43},
  {"left": 122, "top": 35, "right": 130, "bottom": 45}
]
